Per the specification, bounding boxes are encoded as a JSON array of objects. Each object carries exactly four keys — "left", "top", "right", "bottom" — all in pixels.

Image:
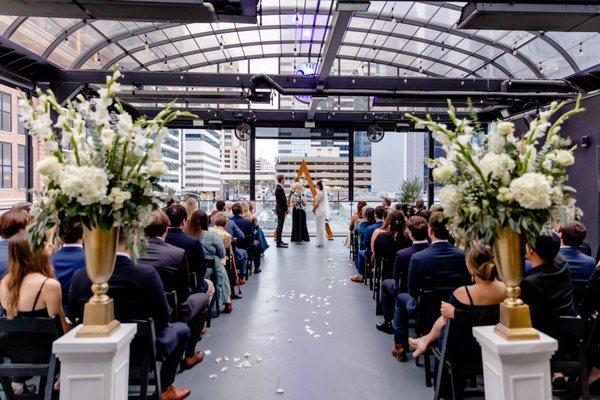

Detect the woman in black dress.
[
  {"left": 290, "top": 182, "right": 309, "bottom": 244},
  {"left": 373, "top": 211, "right": 412, "bottom": 280}
]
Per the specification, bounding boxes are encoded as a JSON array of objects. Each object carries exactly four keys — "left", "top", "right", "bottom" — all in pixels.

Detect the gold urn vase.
[
  {"left": 492, "top": 227, "right": 539, "bottom": 340},
  {"left": 76, "top": 226, "right": 121, "bottom": 338}
]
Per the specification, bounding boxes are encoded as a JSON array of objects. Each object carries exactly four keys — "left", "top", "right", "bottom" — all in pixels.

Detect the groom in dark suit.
[{"left": 275, "top": 174, "right": 289, "bottom": 248}]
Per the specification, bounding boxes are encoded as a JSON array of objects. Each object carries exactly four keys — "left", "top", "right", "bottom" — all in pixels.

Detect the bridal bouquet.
[
  {"left": 20, "top": 70, "right": 192, "bottom": 257},
  {"left": 406, "top": 96, "right": 585, "bottom": 247}
]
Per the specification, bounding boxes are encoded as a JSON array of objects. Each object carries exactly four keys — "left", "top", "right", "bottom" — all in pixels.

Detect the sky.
[{"left": 256, "top": 139, "right": 279, "bottom": 164}]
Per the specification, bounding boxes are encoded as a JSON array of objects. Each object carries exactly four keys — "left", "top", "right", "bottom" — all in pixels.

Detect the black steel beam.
[
  {"left": 348, "top": 128, "right": 354, "bottom": 202},
  {"left": 249, "top": 126, "right": 256, "bottom": 202},
  {"left": 118, "top": 90, "right": 270, "bottom": 104}
]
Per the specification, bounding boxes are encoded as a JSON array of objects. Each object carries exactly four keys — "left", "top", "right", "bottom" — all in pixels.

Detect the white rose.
[
  {"left": 479, "top": 152, "right": 516, "bottom": 184},
  {"left": 543, "top": 149, "right": 574, "bottom": 169},
  {"left": 497, "top": 122, "right": 515, "bottom": 136},
  {"left": 432, "top": 158, "right": 456, "bottom": 184},
  {"left": 107, "top": 187, "right": 132, "bottom": 210},
  {"left": 147, "top": 161, "right": 168, "bottom": 177},
  {"left": 439, "top": 185, "right": 462, "bottom": 216},
  {"left": 58, "top": 165, "right": 109, "bottom": 206},
  {"left": 36, "top": 156, "right": 63, "bottom": 182},
  {"left": 509, "top": 173, "right": 552, "bottom": 209}
]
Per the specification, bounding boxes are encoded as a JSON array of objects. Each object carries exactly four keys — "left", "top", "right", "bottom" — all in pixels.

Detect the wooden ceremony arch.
[{"left": 295, "top": 160, "right": 334, "bottom": 240}]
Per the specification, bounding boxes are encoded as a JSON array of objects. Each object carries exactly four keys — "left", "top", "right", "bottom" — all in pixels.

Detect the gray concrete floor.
[{"left": 175, "top": 238, "right": 432, "bottom": 400}]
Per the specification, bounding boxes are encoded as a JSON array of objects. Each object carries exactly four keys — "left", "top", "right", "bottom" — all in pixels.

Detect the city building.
[
  {"left": 220, "top": 130, "right": 248, "bottom": 171},
  {"left": 275, "top": 156, "right": 371, "bottom": 200},
  {"left": 183, "top": 129, "right": 221, "bottom": 199},
  {"left": 159, "top": 129, "right": 183, "bottom": 192},
  {"left": 256, "top": 157, "right": 275, "bottom": 172}
]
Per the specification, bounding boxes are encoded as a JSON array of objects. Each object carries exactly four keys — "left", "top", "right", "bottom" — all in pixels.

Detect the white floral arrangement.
[
  {"left": 406, "top": 96, "right": 585, "bottom": 247},
  {"left": 20, "top": 69, "right": 193, "bottom": 257}
]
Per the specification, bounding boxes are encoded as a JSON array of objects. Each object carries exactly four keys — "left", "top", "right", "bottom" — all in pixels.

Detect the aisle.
[{"left": 175, "top": 239, "right": 431, "bottom": 400}]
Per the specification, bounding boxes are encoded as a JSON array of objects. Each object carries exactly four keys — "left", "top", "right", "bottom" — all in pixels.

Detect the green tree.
[{"left": 399, "top": 177, "right": 423, "bottom": 204}]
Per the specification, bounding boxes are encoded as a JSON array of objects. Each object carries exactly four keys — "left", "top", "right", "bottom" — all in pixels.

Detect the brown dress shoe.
[
  {"left": 180, "top": 351, "right": 204, "bottom": 371},
  {"left": 223, "top": 302, "right": 233, "bottom": 314},
  {"left": 350, "top": 275, "right": 364, "bottom": 283},
  {"left": 391, "top": 344, "right": 408, "bottom": 362},
  {"left": 161, "top": 385, "right": 191, "bottom": 400}
]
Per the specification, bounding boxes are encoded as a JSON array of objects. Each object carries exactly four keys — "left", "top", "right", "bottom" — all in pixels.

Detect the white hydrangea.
[
  {"left": 497, "top": 187, "right": 513, "bottom": 202},
  {"left": 432, "top": 158, "right": 456, "bottom": 184},
  {"left": 107, "top": 187, "right": 132, "bottom": 210},
  {"left": 497, "top": 122, "right": 515, "bottom": 136},
  {"left": 543, "top": 149, "right": 575, "bottom": 170},
  {"left": 101, "top": 127, "right": 115, "bottom": 150},
  {"left": 509, "top": 173, "right": 552, "bottom": 209},
  {"left": 479, "top": 152, "right": 516, "bottom": 184},
  {"left": 36, "top": 156, "right": 63, "bottom": 183},
  {"left": 147, "top": 161, "right": 168, "bottom": 177},
  {"left": 438, "top": 184, "right": 462, "bottom": 215},
  {"left": 487, "top": 131, "right": 506, "bottom": 154},
  {"left": 58, "top": 165, "right": 109, "bottom": 206}
]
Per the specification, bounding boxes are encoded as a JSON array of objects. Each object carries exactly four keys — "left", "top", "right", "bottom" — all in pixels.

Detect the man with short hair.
[
  {"left": 352, "top": 206, "right": 386, "bottom": 283},
  {"left": 70, "top": 231, "right": 193, "bottom": 400},
  {"left": 376, "top": 216, "right": 429, "bottom": 334},
  {"left": 558, "top": 221, "right": 596, "bottom": 283},
  {"left": 0, "top": 209, "right": 30, "bottom": 276},
  {"left": 231, "top": 202, "right": 261, "bottom": 273},
  {"left": 390, "top": 212, "right": 469, "bottom": 361},
  {"left": 415, "top": 199, "right": 425, "bottom": 213},
  {"left": 51, "top": 223, "right": 86, "bottom": 305},
  {"left": 164, "top": 204, "right": 209, "bottom": 294},
  {"left": 140, "top": 210, "right": 210, "bottom": 370},
  {"left": 521, "top": 233, "right": 576, "bottom": 334},
  {"left": 274, "top": 174, "right": 289, "bottom": 248},
  {"left": 382, "top": 198, "right": 392, "bottom": 208}
]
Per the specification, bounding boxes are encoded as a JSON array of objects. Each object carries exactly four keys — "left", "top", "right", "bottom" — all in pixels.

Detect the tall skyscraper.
[
  {"left": 159, "top": 129, "right": 183, "bottom": 192},
  {"left": 220, "top": 130, "right": 248, "bottom": 170}
]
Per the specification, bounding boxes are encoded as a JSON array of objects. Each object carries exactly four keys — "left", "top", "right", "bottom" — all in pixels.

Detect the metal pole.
[
  {"left": 25, "top": 90, "right": 33, "bottom": 203},
  {"left": 427, "top": 131, "right": 435, "bottom": 207},
  {"left": 348, "top": 127, "right": 354, "bottom": 202},
  {"left": 249, "top": 126, "right": 256, "bottom": 201}
]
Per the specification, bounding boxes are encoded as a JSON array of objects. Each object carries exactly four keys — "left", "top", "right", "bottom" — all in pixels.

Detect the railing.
[{"left": 197, "top": 200, "right": 385, "bottom": 236}]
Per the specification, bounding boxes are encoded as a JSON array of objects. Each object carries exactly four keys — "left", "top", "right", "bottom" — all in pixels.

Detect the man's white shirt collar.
[
  {"left": 116, "top": 251, "right": 131, "bottom": 259},
  {"left": 62, "top": 243, "right": 83, "bottom": 248}
]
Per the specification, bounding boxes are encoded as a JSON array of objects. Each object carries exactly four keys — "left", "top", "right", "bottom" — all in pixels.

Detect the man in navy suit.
[
  {"left": 0, "top": 209, "right": 30, "bottom": 276},
  {"left": 274, "top": 174, "right": 289, "bottom": 248},
  {"left": 558, "top": 221, "right": 596, "bottom": 283},
  {"left": 69, "top": 231, "right": 194, "bottom": 400},
  {"left": 140, "top": 210, "right": 211, "bottom": 366},
  {"left": 352, "top": 206, "right": 385, "bottom": 283},
  {"left": 376, "top": 216, "right": 429, "bottom": 334},
  {"left": 391, "top": 212, "right": 469, "bottom": 361},
  {"left": 51, "top": 223, "right": 86, "bottom": 305},
  {"left": 164, "top": 204, "right": 210, "bottom": 294},
  {"left": 231, "top": 202, "right": 262, "bottom": 273}
]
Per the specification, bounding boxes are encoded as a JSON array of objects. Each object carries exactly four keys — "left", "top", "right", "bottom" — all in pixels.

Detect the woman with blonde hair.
[
  {"left": 184, "top": 196, "right": 198, "bottom": 220},
  {"left": 290, "top": 181, "right": 309, "bottom": 244},
  {"left": 406, "top": 242, "right": 505, "bottom": 358},
  {"left": 210, "top": 213, "right": 242, "bottom": 300}
]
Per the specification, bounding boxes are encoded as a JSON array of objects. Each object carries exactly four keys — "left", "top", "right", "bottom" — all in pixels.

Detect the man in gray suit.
[{"left": 140, "top": 210, "right": 212, "bottom": 370}]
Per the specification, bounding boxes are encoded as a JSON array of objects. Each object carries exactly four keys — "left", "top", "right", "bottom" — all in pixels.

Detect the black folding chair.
[
  {"left": 432, "top": 319, "right": 484, "bottom": 400},
  {"left": 164, "top": 290, "right": 179, "bottom": 323},
  {"left": 373, "top": 257, "right": 387, "bottom": 315},
  {"left": 0, "top": 316, "right": 63, "bottom": 400},
  {"left": 128, "top": 319, "right": 162, "bottom": 400},
  {"left": 571, "top": 279, "right": 589, "bottom": 314},
  {"left": 550, "top": 315, "right": 595, "bottom": 400}
]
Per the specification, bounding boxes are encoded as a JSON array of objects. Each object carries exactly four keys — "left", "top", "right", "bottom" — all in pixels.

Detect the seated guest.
[
  {"left": 376, "top": 216, "right": 429, "bottom": 334},
  {"left": 414, "top": 199, "right": 425, "bottom": 214},
  {"left": 164, "top": 204, "right": 209, "bottom": 295},
  {"left": 418, "top": 208, "right": 431, "bottom": 222},
  {"left": 210, "top": 214, "right": 241, "bottom": 300},
  {"left": 373, "top": 211, "right": 411, "bottom": 281},
  {"left": 0, "top": 209, "right": 31, "bottom": 277},
  {"left": 184, "top": 196, "right": 197, "bottom": 221},
  {"left": 583, "top": 266, "right": 600, "bottom": 387},
  {"left": 231, "top": 202, "right": 261, "bottom": 274},
  {"left": 140, "top": 210, "right": 211, "bottom": 366},
  {"left": 51, "top": 223, "right": 86, "bottom": 305},
  {"left": 352, "top": 206, "right": 385, "bottom": 283},
  {"left": 382, "top": 197, "right": 392, "bottom": 209},
  {"left": 408, "top": 242, "right": 505, "bottom": 357},
  {"left": 1, "top": 233, "right": 71, "bottom": 332},
  {"left": 211, "top": 201, "right": 248, "bottom": 279},
  {"left": 521, "top": 233, "right": 576, "bottom": 335},
  {"left": 349, "top": 201, "right": 367, "bottom": 231},
  {"left": 186, "top": 210, "right": 232, "bottom": 314},
  {"left": 357, "top": 207, "right": 375, "bottom": 245},
  {"left": 391, "top": 212, "right": 469, "bottom": 361},
  {"left": 70, "top": 231, "right": 193, "bottom": 400},
  {"left": 558, "top": 221, "right": 596, "bottom": 282},
  {"left": 248, "top": 202, "right": 269, "bottom": 255}
]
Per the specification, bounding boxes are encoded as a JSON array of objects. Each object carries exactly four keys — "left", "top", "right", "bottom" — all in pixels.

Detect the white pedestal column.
[
  {"left": 53, "top": 323, "right": 137, "bottom": 400},
  {"left": 473, "top": 326, "right": 558, "bottom": 400}
]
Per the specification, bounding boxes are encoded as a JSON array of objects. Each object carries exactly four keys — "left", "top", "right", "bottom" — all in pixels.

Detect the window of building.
[
  {"left": 0, "top": 142, "right": 12, "bottom": 188},
  {"left": 1, "top": 92, "right": 11, "bottom": 132},
  {"left": 17, "top": 104, "right": 26, "bottom": 135},
  {"left": 17, "top": 144, "right": 25, "bottom": 189}
]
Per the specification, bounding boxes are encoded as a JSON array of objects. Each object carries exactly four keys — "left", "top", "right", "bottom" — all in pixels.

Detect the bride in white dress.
[{"left": 312, "top": 180, "right": 330, "bottom": 247}]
